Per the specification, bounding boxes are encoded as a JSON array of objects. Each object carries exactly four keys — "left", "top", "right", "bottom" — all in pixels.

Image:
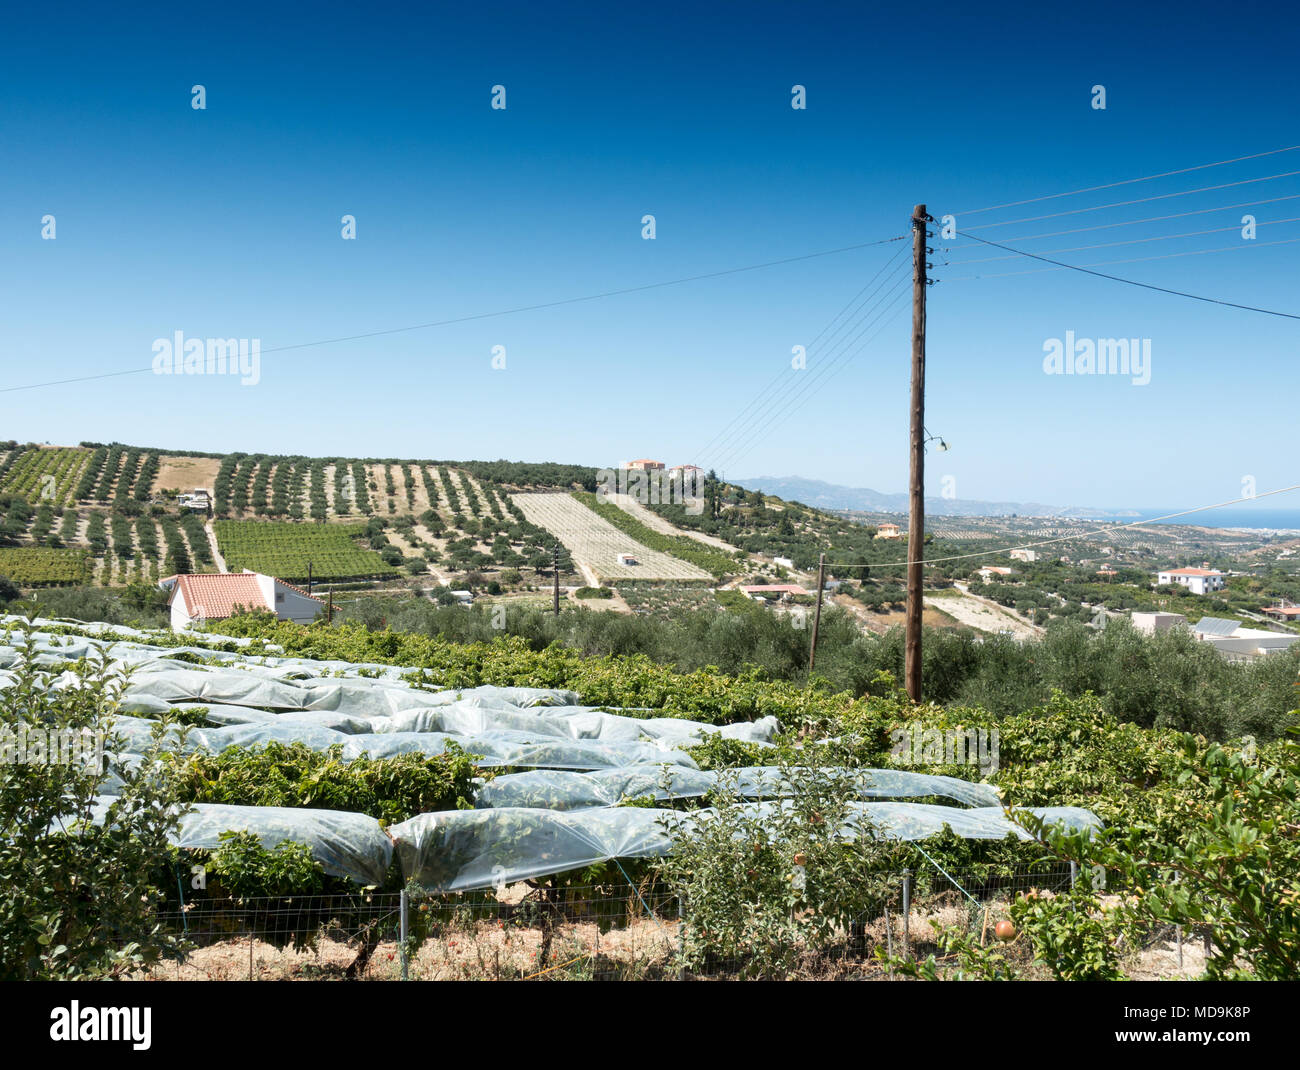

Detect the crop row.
[
  {"left": 0, "top": 447, "right": 92, "bottom": 506},
  {"left": 214, "top": 520, "right": 399, "bottom": 581}
]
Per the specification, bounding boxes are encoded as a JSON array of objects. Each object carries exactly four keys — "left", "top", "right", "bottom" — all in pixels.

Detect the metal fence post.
[
  {"left": 399, "top": 889, "right": 409, "bottom": 981},
  {"left": 677, "top": 896, "right": 685, "bottom": 981},
  {"left": 1069, "top": 861, "right": 1078, "bottom": 889},
  {"left": 901, "top": 869, "right": 911, "bottom": 959}
]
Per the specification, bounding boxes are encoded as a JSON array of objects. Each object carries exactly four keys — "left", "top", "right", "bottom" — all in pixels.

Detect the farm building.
[
  {"left": 740, "top": 584, "right": 808, "bottom": 602},
  {"left": 616, "top": 552, "right": 639, "bottom": 566},
  {"left": 177, "top": 488, "right": 211, "bottom": 512},
  {"left": 1262, "top": 603, "right": 1300, "bottom": 622},
  {"left": 976, "top": 566, "right": 1014, "bottom": 581},
  {"left": 1009, "top": 548, "right": 1037, "bottom": 562},
  {"left": 874, "top": 523, "right": 902, "bottom": 540},
  {"left": 1130, "top": 611, "right": 1186, "bottom": 635},
  {"left": 161, "top": 570, "right": 322, "bottom": 630},
  {"left": 1191, "top": 616, "right": 1300, "bottom": 660}
]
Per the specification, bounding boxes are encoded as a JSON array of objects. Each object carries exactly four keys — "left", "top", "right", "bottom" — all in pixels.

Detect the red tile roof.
[
  {"left": 1162, "top": 568, "right": 1223, "bottom": 576},
  {"left": 170, "top": 573, "right": 268, "bottom": 620}
]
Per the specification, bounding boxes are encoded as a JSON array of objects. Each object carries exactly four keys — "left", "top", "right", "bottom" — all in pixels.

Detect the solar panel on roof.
[{"left": 1194, "top": 617, "right": 1239, "bottom": 637}]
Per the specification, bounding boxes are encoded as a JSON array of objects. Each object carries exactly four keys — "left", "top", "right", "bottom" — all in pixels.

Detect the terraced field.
[{"left": 511, "top": 492, "right": 712, "bottom": 582}]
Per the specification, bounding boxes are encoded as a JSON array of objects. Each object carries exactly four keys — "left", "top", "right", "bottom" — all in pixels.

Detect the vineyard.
[
  {"left": 0, "top": 547, "right": 90, "bottom": 585},
  {"left": 214, "top": 520, "right": 401, "bottom": 582}
]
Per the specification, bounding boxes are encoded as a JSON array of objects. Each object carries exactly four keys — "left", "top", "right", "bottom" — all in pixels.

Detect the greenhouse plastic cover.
[
  {"left": 71, "top": 796, "right": 392, "bottom": 885},
  {"left": 475, "top": 765, "right": 1002, "bottom": 810},
  {"left": 390, "top": 803, "right": 1103, "bottom": 892},
  {"left": 10, "top": 618, "right": 1102, "bottom": 890}
]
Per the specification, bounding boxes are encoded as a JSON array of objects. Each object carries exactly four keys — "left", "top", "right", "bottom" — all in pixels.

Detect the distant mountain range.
[{"left": 731, "top": 476, "right": 1130, "bottom": 519}]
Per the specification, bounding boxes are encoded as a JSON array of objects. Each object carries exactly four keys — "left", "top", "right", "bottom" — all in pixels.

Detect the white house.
[
  {"left": 1009, "top": 549, "right": 1037, "bottom": 563},
  {"left": 178, "top": 488, "right": 211, "bottom": 512},
  {"left": 616, "top": 552, "right": 640, "bottom": 566},
  {"left": 773, "top": 556, "right": 795, "bottom": 570},
  {"left": 1157, "top": 567, "right": 1225, "bottom": 595},
  {"left": 874, "top": 523, "right": 902, "bottom": 540},
  {"left": 162, "top": 571, "right": 322, "bottom": 631},
  {"left": 976, "top": 566, "right": 1014, "bottom": 581}
]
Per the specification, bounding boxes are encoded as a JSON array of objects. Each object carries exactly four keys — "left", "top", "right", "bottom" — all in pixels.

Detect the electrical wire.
[
  {"left": 0, "top": 234, "right": 908, "bottom": 395},
  {"left": 703, "top": 263, "right": 912, "bottom": 471},
  {"left": 941, "top": 234, "right": 1300, "bottom": 318},
  {"left": 951, "top": 143, "right": 1300, "bottom": 217}
]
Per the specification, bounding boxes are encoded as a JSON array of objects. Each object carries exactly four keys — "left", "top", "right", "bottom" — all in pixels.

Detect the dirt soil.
[{"left": 155, "top": 456, "right": 223, "bottom": 495}]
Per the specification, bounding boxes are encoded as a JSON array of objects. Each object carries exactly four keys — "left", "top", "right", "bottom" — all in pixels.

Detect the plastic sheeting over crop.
[
  {"left": 474, "top": 765, "right": 1002, "bottom": 810},
  {"left": 71, "top": 796, "right": 393, "bottom": 885},
  {"left": 11, "top": 618, "right": 1103, "bottom": 892},
  {"left": 390, "top": 803, "right": 1103, "bottom": 892}
]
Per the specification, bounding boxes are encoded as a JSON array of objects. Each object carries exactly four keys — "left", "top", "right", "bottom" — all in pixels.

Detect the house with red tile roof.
[
  {"left": 1156, "top": 566, "right": 1225, "bottom": 596},
  {"left": 162, "top": 571, "right": 323, "bottom": 630}
]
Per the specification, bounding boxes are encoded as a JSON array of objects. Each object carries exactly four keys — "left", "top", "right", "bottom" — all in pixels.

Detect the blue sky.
[{"left": 1, "top": 0, "right": 1297, "bottom": 512}]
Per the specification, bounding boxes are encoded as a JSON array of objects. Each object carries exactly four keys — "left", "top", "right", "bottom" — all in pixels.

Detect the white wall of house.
[
  {"left": 170, "top": 588, "right": 194, "bottom": 631},
  {"left": 1158, "top": 571, "right": 1224, "bottom": 595},
  {"left": 253, "top": 574, "right": 322, "bottom": 624}
]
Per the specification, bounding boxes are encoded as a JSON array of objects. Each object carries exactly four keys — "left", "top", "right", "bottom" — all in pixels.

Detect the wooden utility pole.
[
  {"left": 553, "top": 546, "right": 561, "bottom": 615},
  {"left": 809, "top": 552, "right": 826, "bottom": 672},
  {"left": 327, "top": 588, "right": 334, "bottom": 624},
  {"left": 306, "top": 562, "right": 313, "bottom": 598},
  {"left": 905, "top": 204, "right": 929, "bottom": 703}
]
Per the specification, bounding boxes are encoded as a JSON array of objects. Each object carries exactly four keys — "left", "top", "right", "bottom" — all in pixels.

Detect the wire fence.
[{"left": 134, "top": 862, "right": 1137, "bottom": 980}]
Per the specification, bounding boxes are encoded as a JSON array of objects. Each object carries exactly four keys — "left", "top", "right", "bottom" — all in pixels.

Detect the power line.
[
  {"left": 692, "top": 241, "right": 909, "bottom": 461},
  {"left": 826, "top": 482, "right": 1300, "bottom": 572},
  {"left": 710, "top": 287, "right": 911, "bottom": 475},
  {"left": 952, "top": 143, "right": 1300, "bottom": 217},
  {"left": 942, "top": 192, "right": 1300, "bottom": 248},
  {"left": 705, "top": 267, "right": 913, "bottom": 473},
  {"left": 945, "top": 216, "right": 1300, "bottom": 266},
  {"left": 943, "top": 234, "right": 1300, "bottom": 318},
  {"left": 957, "top": 169, "right": 1300, "bottom": 232},
  {"left": 0, "top": 234, "right": 907, "bottom": 396},
  {"left": 703, "top": 263, "right": 912, "bottom": 470},
  {"left": 697, "top": 257, "right": 911, "bottom": 466}
]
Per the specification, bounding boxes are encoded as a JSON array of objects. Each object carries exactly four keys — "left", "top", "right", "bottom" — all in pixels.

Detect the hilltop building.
[
  {"left": 874, "top": 523, "right": 902, "bottom": 540},
  {"left": 177, "top": 488, "right": 211, "bottom": 512},
  {"left": 623, "top": 459, "right": 664, "bottom": 471}
]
